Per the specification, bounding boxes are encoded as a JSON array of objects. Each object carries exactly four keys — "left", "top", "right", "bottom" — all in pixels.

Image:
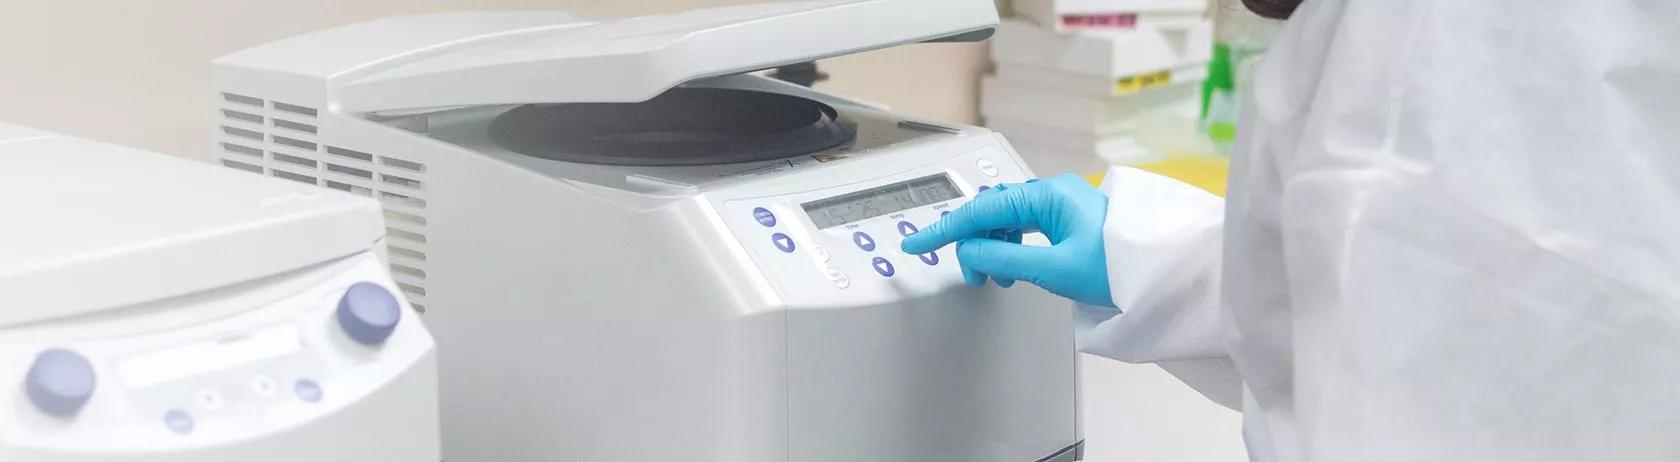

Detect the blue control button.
[
  {"left": 752, "top": 207, "right": 777, "bottom": 227},
  {"left": 941, "top": 211, "right": 952, "bottom": 218},
  {"left": 772, "top": 233, "right": 796, "bottom": 253},
  {"left": 337, "top": 282, "right": 402, "bottom": 346},
  {"left": 919, "top": 252, "right": 939, "bottom": 266},
  {"left": 977, "top": 185, "right": 991, "bottom": 194},
  {"left": 25, "top": 349, "right": 96, "bottom": 418},
  {"left": 853, "top": 232, "right": 876, "bottom": 251},
  {"left": 897, "top": 221, "right": 918, "bottom": 236},
  {"left": 295, "top": 379, "right": 323, "bottom": 403},
  {"left": 872, "top": 257, "right": 896, "bottom": 277},
  {"left": 164, "top": 409, "right": 194, "bottom": 435}
]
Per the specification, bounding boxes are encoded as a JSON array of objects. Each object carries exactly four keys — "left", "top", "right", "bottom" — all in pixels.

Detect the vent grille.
[{"left": 214, "top": 92, "right": 433, "bottom": 314}]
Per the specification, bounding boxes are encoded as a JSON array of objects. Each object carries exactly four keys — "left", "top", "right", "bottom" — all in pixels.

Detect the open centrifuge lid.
[{"left": 308, "top": 0, "right": 997, "bottom": 113}]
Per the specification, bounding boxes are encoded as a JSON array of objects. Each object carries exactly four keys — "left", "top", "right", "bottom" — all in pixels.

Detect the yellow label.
[{"left": 1115, "top": 70, "right": 1173, "bottom": 94}]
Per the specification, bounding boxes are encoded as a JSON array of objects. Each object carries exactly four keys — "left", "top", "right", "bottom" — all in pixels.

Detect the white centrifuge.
[
  {"left": 211, "top": 1, "right": 1081, "bottom": 461},
  {"left": 0, "top": 124, "right": 439, "bottom": 461}
]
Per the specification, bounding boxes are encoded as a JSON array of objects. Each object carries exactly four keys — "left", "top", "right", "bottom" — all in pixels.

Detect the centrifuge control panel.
[
  {"left": 721, "top": 142, "right": 1030, "bottom": 307},
  {"left": 0, "top": 253, "right": 433, "bottom": 452}
]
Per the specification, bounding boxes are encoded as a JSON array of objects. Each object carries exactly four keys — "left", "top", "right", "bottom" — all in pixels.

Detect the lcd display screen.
[
  {"left": 119, "top": 325, "right": 302, "bottom": 388},
  {"left": 802, "top": 174, "right": 961, "bottom": 229}
]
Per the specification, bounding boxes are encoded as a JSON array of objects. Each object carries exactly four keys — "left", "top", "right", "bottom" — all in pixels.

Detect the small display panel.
[
  {"left": 803, "top": 174, "right": 961, "bottom": 229},
  {"left": 120, "top": 325, "right": 302, "bottom": 388}
]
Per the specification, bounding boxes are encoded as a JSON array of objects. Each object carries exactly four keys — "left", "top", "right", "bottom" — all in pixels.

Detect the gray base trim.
[
  {"left": 443, "top": 439, "right": 1087, "bottom": 462},
  {"left": 1037, "top": 440, "right": 1086, "bottom": 462}
]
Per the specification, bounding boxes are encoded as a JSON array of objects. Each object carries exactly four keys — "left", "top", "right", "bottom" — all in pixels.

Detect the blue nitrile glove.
[{"left": 902, "top": 173, "right": 1115, "bottom": 308}]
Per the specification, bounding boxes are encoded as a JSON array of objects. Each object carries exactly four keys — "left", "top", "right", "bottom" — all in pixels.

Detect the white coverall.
[{"left": 1076, "top": 1, "right": 1680, "bottom": 460}]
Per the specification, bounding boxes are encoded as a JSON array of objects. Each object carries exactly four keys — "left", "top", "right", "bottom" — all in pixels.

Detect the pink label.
[{"left": 1060, "top": 13, "right": 1139, "bottom": 29}]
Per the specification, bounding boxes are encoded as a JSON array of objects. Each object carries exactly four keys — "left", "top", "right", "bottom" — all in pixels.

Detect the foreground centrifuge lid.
[
  {"left": 490, "top": 88, "right": 856, "bottom": 166},
  {"left": 0, "top": 124, "right": 383, "bottom": 328}
]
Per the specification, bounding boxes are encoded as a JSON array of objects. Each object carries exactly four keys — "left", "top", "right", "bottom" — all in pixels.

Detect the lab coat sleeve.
[{"left": 1075, "top": 166, "right": 1242, "bottom": 409}]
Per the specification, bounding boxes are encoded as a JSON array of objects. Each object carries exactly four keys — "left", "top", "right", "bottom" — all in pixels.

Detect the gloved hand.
[{"left": 901, "top": 173, "right": 1115, "bottom": 308}]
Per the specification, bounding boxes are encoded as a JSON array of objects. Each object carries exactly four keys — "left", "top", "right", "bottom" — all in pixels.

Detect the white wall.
[{"left": 0, "top": 0, "right": 987, "bottom": 161}]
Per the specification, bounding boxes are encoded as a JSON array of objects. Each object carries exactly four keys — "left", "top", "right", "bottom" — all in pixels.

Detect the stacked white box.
[
  {"left": 990, "top": 17, "right": 1211, "bottom": 87},
  {"left": 983, "top": 10, "right": 1212, "bottom": 174},
  {"left": 983, "top": 76, "right": 1201, "bottom": 140}
]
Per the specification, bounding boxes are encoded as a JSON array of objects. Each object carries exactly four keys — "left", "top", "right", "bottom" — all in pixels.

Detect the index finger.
[{"left": 901, "top": 182, "right": 1043, "bottom": 254}]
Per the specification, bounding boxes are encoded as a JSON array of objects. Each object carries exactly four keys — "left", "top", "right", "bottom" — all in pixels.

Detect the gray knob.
[
  {"left": 25, "top": 349, "right": 96, "bottom": 418},
  {"left": 337, "top": 282, "right": 402, "bottom": 345}
]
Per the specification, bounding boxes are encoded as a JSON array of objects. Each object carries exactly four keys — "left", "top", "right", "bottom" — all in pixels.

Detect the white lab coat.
[{"left": 1076, "top": 1, "right": 1680, "bottom": 461}]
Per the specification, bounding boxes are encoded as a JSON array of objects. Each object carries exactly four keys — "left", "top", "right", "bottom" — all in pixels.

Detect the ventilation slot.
[
  {"left": 389, "top": 263, "right": 427, "bottom": 279},
  {"left": 380, "top": 191, "right": 428, "bottom": 209},
  {"left": 326, "top": 146, "right": 374, "bottom": 162},
  {"left": 397, "top": 282, "right": 427, "bottom": 297},
  {"left": 386, "top": 227, "right": 427, "bottom": 244},
  {"left": 272, "top": 169, "right": 318, "bottom": 185},
  {"left": 380, "top": 173, "right": 422, "bottom": 190},
  {"left": 272, "top": 101, "right": 318, "bottom": 118},
  {"left": 384, "top": 210, "right": 427, "bottom": 226},
  {"left": 379, "top": 156, "right": 425, "bottom": 173},
  {"left": 221, "top": 159, "right": 263, "bottom": 173},
  {"left": 272, "top": 135, "right": 317, "bottom": 152},
  {"left": 271, "top": 152, "right": 318, "bottom": 169},
  {"left": 388, "top": 246, "right": 427, "bottom": 262},
  {"left": 221, "top": 125, "right": 262, "bottom": 141},
  {"left": 272, "top": 118, "right": 318, "bottom": 134},
  {"left": 326, "top": 163, "right": 373, "bottom": 179},
  {"left": 221, "top": 109, "right": 263, "bottom": 124},
  {"left": 221, "top": 142, "right": 262, "bottom": 157},
  {"left": 222, "top": 93, "right": 263, "bottom": 107},
  {"left": 324, "top": 180, "right": 372, "bottom": 196}
]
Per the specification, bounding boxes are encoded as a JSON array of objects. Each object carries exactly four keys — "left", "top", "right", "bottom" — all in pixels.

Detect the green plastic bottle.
[{"left": 1200, "top": 0, "right": 1282, "bottom": 154}]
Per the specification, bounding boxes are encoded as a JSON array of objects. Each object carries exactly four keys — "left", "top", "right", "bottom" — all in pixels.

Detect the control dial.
[
  {"left": 25, "top": 349, "right": 96, "bottom": 418},
  {"left": 336, "top": 282, "right": 402, "bottom": 346}
]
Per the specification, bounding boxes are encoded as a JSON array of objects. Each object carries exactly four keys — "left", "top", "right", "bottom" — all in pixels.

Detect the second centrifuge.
[{"left": 211, "top": 1, "right": 1082, "bottom": 460}]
